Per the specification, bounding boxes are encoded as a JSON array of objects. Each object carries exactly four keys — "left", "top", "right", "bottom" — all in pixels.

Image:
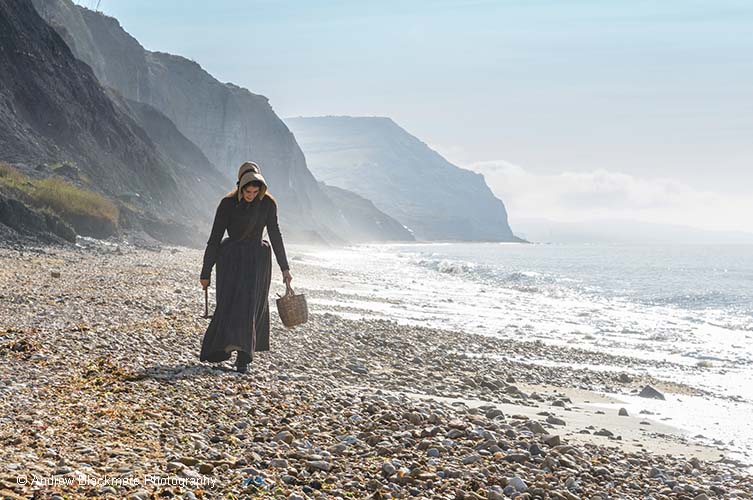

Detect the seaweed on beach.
[
  {"left": 0, "top": 330, "right": 39, "bottom": 360},
  {"left": 80, "top": 356, "right": 147, "bottom": 386}
]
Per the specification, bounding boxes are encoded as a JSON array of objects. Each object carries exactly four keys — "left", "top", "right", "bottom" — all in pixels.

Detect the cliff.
[
  {"left": 320, "top": 183, "right": 414, "bottom": 242},
  {"left": 0, "top": 0, "right": 227, "bottom": 245},
  {"left": 286, "top": 116, "right": 518, "bottom": 241},
  {"left": 32, "top": 0, "right": 352, "bottom": 242}
]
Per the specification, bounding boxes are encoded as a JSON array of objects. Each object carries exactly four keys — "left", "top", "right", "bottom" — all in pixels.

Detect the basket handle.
[{"left": 277, "top": 283, "right": 295, "bottom": 299}]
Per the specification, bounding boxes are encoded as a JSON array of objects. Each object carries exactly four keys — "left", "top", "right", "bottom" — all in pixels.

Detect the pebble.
[
  {"left": 178, "top": 456, "right": 199, "bottom": 466},
  {"left": 485, "top": 408, "right": 504, "bottom": 419},
  {"left": 527, "top": 421, "right": 546, "bottom": 434},
  {"left": 382, "top": 461, "right": 396, "bottom": 476},
  {"left": 275, "top": 430, "right": 295, "bottom": 444},
  {"left": 543, "top": 434, "right": 562, "bottom": 448},
  {"left": 1, "top": 245, "right": 750, "bottom": 500},
  {"left": 505, "top": 452, "right": 531, "bottom": 464},
  {"left": 509, "top": 476, "right": 528, "bottom": 492},
  {"left": 307, "top": 460, "right": 331, "bottom": 472},
  {"left": 639, "top": 384, "right": 666, "bottom": 400},
  {"left": 487, "top": 485, "right": 506, "bottom": 500},
  {"left": 547, "top": 415, "right": 566, "bottom": 426},
  {"left": 649, "top": 467, "right": 665, "bottom": 478},
  {"left": 461, "top": 453, "right": 482, "bottom": 465}
]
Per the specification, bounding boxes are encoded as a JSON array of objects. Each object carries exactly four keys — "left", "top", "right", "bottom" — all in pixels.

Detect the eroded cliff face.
[
  {"left": 33, "top": 0, "right": 349, "bottom": 241},
  {"left": 319, "top": 184, "right": 415, "bottom": 242},
  {"left": 286, "top": 116, "right": 518, "bottom": 241},
  {"left": 0, "top": 0, "right": 227, "bottom": 245},
  {"left": 0, "top": 0, "right": 166, "bottom": 201}
]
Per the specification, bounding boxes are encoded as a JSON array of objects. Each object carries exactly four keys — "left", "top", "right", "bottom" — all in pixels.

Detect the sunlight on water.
[{"left": 296, "top": 242, "right": 753, "bottom": 462}]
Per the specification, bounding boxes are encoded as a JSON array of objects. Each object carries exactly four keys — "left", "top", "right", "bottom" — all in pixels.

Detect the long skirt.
[{"left": 200, "top": 238, "right": 272, "bottom": 362}]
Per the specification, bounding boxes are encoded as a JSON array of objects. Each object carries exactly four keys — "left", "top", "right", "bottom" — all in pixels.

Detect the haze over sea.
[{"left": 299, "top": 242, "right": 753, "bottom": 464}]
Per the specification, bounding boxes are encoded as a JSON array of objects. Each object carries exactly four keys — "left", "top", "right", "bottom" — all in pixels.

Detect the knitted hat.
[{"left": 236, "top": 161, "right": 267, "bottom": 202}]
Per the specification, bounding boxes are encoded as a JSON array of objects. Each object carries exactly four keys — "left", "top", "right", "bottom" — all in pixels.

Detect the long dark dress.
[{"left": 199, "top": 195, "right": 289, "bottom": 362}]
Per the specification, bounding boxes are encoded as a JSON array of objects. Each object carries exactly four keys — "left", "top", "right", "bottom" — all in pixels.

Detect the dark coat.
[{"left": 199, "top": 195, "right": 289, "bottom": 362}]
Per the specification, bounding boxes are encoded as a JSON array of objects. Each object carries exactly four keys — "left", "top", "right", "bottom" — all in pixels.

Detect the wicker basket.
[{"left": 276, "top": 285, "right": 308, "bottom": 328}]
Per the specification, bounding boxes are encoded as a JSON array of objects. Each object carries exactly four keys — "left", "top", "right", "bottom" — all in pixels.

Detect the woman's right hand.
[{"left": 200, "top": 278, "right": 210, "bottom": 289}]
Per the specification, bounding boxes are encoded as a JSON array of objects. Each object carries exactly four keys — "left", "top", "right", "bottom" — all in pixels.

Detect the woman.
[{"left": 199, "top": 161, "right": 292, "bottom": 373}]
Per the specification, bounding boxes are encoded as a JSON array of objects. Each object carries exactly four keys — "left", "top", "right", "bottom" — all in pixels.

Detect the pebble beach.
[{"left": 1, "top": 240, "right": 752, "bottom": 499}]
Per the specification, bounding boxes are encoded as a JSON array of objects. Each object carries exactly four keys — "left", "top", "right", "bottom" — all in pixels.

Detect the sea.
[{"left": 295, "top": 242, "right": 753, "bottom": 464}]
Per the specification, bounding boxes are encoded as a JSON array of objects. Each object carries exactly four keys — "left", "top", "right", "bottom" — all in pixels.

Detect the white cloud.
[{"left": 468, "top": 160, "right": 753, "bottom": 233}]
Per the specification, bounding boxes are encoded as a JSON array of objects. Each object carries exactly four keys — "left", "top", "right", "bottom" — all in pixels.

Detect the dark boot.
[{"left": 235, "top": 351, "right": 252, "bottom": 373}]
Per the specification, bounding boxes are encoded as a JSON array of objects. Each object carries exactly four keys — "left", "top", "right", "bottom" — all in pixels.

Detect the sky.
[{"left": 79, "top": 0, "right": 753, "bottom": 233}]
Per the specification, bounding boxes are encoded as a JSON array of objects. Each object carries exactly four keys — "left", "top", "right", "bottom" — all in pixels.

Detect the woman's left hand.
[{"left": 282, "top": 270, "right": 293, "bottom": 286}]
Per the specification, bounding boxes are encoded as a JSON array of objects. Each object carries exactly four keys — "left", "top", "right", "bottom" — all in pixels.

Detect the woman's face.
[{"left": 242, "top": 184, "right": 260, "bottom": 202}]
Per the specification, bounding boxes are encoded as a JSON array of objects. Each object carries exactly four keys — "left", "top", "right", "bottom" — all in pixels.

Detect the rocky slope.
[
  {"left": 0, "top": 192, "right": 75, "bottom": 246},
  {"left": 286, "top": 116, "right": 519, "bottom": 241},
  {"left": 0, "top": 0, "right": 228, "bottom": 245},
  {"left": 320, "top": 183, "right": 414, "bottom": 242},
  {"left": 32, "top": 0, "right": 353, "bottom": 242}
]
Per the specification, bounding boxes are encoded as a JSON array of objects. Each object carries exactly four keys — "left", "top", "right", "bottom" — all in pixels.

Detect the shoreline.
[
  {"left": 291, "top": 242, "right": 753, "bottom": 458},
  {"left": 0, "top": 242, "right": 751, "bottom": 498}
]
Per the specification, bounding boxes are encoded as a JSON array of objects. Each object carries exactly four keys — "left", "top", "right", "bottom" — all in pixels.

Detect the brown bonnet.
[{"left": 236, "top": 161, "right": 267, "bottom": 202}]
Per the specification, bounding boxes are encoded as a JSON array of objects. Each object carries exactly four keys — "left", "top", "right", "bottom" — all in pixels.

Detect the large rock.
[{"left": 286, "top": 116, "right": 520, "bottom": 241}]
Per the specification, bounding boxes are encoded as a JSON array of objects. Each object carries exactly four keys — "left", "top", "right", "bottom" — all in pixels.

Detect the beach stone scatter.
[{"left": 0, "top": 241, "right": 751, "bottom": 498}]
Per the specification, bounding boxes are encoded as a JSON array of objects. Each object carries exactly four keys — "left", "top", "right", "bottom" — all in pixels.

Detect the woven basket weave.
[{"left": 276, "top": 285, "right": 308, "bottom": 328}]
